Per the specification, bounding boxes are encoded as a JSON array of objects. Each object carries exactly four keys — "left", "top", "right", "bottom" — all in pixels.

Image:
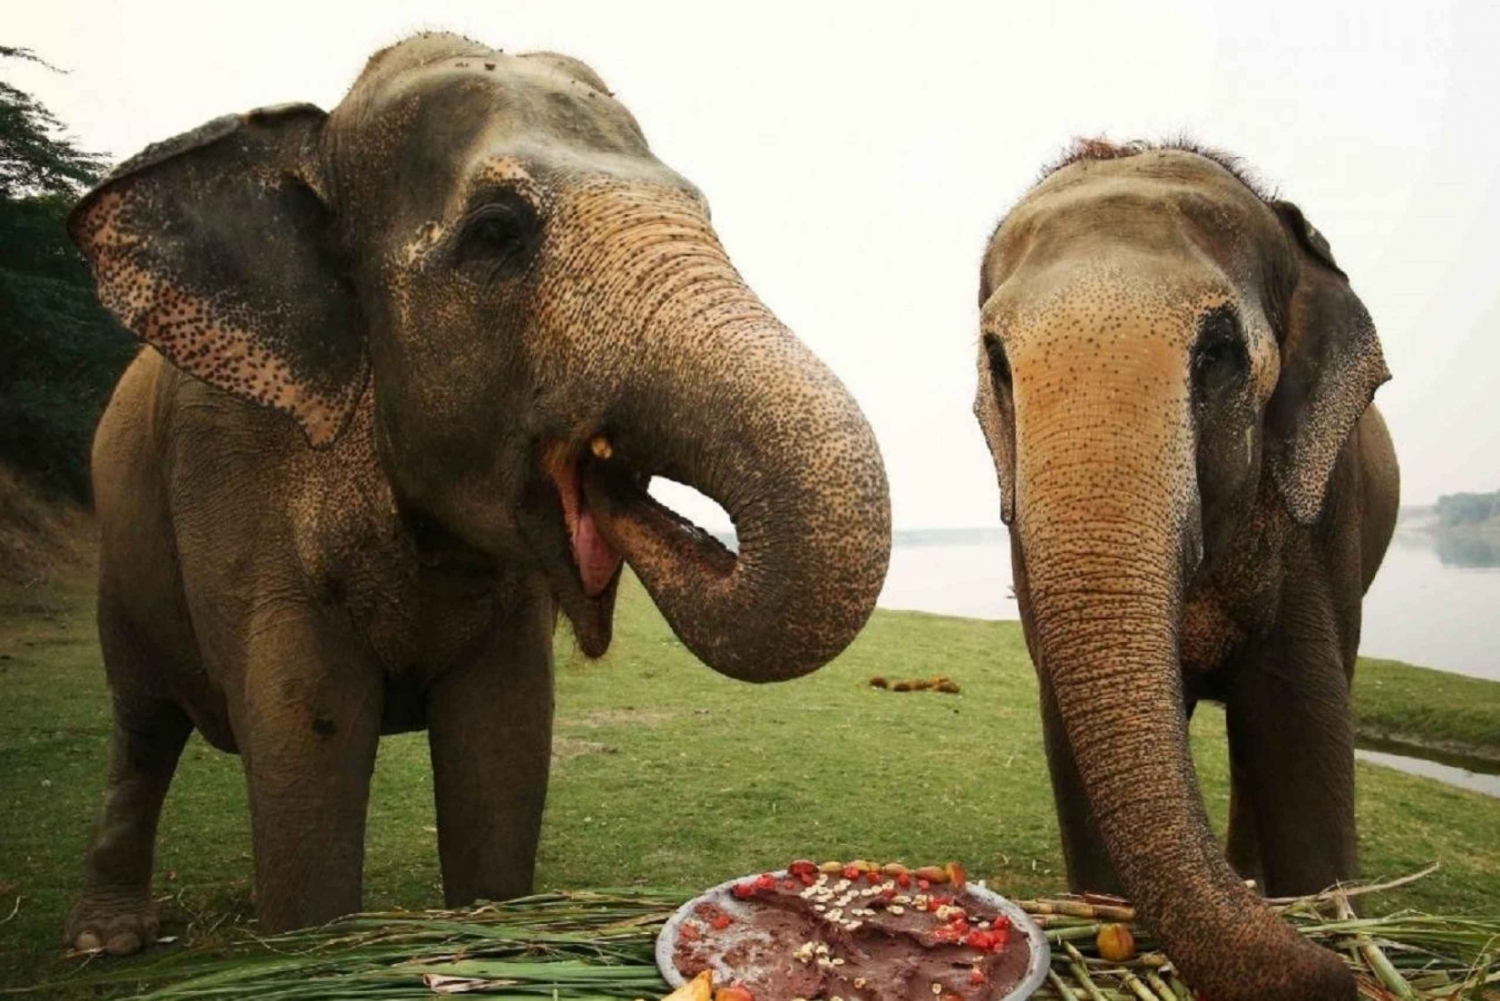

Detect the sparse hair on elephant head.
[
  {"left": 67, "top": 32, "right": 892, "bottom": 684},
  {"left": 975, "top": 139, "right": 1389, "bottom": 535}
]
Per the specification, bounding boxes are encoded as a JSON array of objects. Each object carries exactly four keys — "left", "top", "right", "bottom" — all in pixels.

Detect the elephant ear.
[
  {"left": 1265, "top": 200, "right": 1390, "bottom": 524},
  {"left": 67, "top": 103, "right": 366, "bottom": 447},
  {"left": 973, "top": 335, "right": 1016, "bottom": 524}
]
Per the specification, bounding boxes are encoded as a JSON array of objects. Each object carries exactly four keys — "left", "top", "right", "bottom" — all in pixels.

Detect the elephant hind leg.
[{"left": 67, "top": 697, "right": 192, "bottom": 955}]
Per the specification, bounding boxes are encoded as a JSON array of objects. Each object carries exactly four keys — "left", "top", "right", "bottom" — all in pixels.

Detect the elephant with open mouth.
[
  {"left": 64, "top": 32, "right": 890, "bottom": 954},
  {"left": 973, "top": 141, "right": 1398, "bottom": 1001}
]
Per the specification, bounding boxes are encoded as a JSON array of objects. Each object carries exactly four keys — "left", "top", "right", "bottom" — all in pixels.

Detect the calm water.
[{"left": 876, "top": 523, "right": 1500, "bottom": 682}]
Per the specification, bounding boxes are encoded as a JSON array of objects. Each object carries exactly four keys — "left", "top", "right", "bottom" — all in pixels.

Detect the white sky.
[{"left": 11, "top": 1, "right": 1499, "bottom": 529}]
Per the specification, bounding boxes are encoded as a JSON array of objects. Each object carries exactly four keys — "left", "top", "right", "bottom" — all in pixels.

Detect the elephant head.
[
  {"left": 973, "top": 142, "right": 1387, "bottom": 1001},
  {"left": 69, "top": 33, "right": 890, "bottom": 681}
]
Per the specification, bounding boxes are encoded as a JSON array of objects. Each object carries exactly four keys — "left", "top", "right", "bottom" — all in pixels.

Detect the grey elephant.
[
  {"left": 65, "top": 33, "right": 891, "bottom": 954},
  {"left": 972, "top": 141, "right": 1398, "bottom": 1001}
]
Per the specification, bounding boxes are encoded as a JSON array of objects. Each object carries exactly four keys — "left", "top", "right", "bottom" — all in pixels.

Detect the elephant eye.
[
  {"left": 983, "top": 334, "right": 1012, "bottom": 390},
  {"left": 457, "top": 192, "right": 540, "bottom": 280},
  {"left": 1192, "top": 307, "right": 1246, "bottom": 395}
]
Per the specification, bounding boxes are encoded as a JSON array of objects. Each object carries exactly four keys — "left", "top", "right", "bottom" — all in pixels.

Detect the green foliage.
[
  {"left": 1434, "top": 490, "right": 1500, "bottom": 529},
  {"left": 0, "top": 47, "right": 135, "bottom": 500}
]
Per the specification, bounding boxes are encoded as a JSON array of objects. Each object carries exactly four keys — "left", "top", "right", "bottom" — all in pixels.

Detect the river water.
[
  {"left": 874, "top": 521, "right": 1500, "bottom": 796},
  {"left": 877, "top": 523, "right": 1500, "bottom": 682}
]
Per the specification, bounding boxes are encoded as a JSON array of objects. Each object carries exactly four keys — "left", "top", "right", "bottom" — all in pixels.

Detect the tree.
[
  {"left": 0, "top": 46, "right": 108, "bottom": 198},
  {"left": 0, "top": 46, "right": 135, "bottom": 499}
]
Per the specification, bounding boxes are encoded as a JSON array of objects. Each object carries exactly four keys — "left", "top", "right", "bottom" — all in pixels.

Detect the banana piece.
[{"left": 661, "top": 970, "right": 713, "bottom": 1001}]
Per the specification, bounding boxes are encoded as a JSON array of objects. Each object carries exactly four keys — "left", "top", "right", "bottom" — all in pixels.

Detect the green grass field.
[{"left": 2, "top": 574, "right": 1498, "bottom": 992}]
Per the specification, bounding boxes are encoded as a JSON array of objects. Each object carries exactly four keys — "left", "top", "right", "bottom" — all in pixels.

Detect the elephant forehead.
[
  {"left": 339, "top": 53, "right": 650, "bottom": 171},
  {"left": 984, "top": 262, "right": 1282, "bottom": 411},
  {"left": 983, "top": 150, "right": 1281, "bottom": 302},
  {"left": 986, "top": 260, "right": 1233, "bottom": 350}
]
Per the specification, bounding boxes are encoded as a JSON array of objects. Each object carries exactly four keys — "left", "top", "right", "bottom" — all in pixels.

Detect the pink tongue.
[{"left": 572, "top": 507, "right": 622, "bottom": 598}]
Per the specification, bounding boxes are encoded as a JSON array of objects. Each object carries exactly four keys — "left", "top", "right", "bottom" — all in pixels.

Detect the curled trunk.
[{"left": 559, "top": 183, "right": 890, "bottom": 681}]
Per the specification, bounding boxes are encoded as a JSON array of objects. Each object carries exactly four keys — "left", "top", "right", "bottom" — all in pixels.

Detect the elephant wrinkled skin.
[
  {"left": 64, "top": 33, "right": 890, "bottom": 954},
  {"left": 973, "top": 142, "right": 1398, "bottom": 1001}
]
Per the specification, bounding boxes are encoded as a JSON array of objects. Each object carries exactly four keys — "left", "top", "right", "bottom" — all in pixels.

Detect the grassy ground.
[
  {"left": 2, "top": 574, "right": 1499, "bottom": 992},
  {"left": 1356, "top": 656, "right": 1500, "bottom": 761}
]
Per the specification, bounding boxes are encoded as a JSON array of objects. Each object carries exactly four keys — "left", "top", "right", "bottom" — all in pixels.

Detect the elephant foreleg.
[
  {"left": 427, "top": 582, "right": 556, "bottom": 906},
  {"left": 236, "top": 611, "right": 383, "bottom": 932},
  {"left": 1226, "top": 629, "right": 1357, "bottom": 897},
  {"left": 1038, "top": 673, "right": 1123, "bottom": 895},
  {"left": 1225, "top": 751, "right": 1264, "bottom": 886}
]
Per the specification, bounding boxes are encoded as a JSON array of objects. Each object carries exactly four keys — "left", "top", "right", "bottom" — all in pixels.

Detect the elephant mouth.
[
  {"left": 545, "top": 443, "right": 626, "bottom": 601},
  {"left": 541, "top": 437, "right": 739, "bottom": 655}
]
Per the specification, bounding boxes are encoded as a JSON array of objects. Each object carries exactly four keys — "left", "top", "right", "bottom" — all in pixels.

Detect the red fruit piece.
[
  {"left": 716, "top": 987, "right": 755, "bottom": 1001},
  {"left": 680, "top": 924, "right": 701, "bottom": 942},
  {"left": 788, "top": 859, "right": 819, "bottom": 880},
  {"left": 783, "top": 879, "right": 798, "bottom": 891},
  {"left": 969, "top": 969, "right": 987, "bottom": 985},
  {"left": 917, "top": 879, "right": 930, "bottom": 891},
  {"left": 754, "top": 874, "right": 776, "bottom": 890},
  {"left": 731, "top": 882, "right": 756, "bottom": 899},
  {"left": 897, "top": 873, "right": 911, "bottom": 888},
  {"left": 881, "top": 887, "right": 897, "bottom": 900},
  {"left": 842, "top": 865, "right": 861, "bottom": 880},
  {"left": 711, "top": 914, "right": 732, "bottom": 931}
]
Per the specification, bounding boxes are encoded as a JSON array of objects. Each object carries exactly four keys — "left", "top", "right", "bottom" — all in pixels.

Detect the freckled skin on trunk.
[
  {"left": 1009, "top": 323, "right": 1348, "bottom": 1000},
  {"left": 530, "top": 182, "right": 891, "bottom": 682},
  {"left": 977, "top": 145, "right": 1394, "bottom": 1001}
]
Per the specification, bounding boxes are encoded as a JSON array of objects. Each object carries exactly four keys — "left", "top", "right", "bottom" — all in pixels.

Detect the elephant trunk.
[
  {"left": 564, "top": 182, "right": 891, "bottom": 682},
  {"left": 1014, "top": 384, "right": 1353, "bottom": 1000}
]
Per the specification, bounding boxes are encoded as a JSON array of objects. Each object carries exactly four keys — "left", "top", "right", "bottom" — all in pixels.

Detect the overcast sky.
[{"left": 10, "top": 1, "right": 1498, "bottom": 529}]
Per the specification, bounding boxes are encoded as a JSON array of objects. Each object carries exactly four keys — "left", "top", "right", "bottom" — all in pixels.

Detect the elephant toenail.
[
  {"left": 105, "top": 930, "right": 141, "bottom": 955},
  {"left": 75, "top": 931, "right": 102, "bottom": 952}
]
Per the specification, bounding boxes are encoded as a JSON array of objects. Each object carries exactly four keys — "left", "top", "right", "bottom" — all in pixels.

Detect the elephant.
[
  {"left": 972, "top": 141, "right": 1398, "bottom": 1001},
  {"left": 63, "top": 32, "right": 891, "bottom": 955}
]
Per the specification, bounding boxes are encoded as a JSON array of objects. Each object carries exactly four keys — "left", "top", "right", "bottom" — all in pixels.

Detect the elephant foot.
[{"left": 65, "top": 894, "right": 160, "bottom": 955}]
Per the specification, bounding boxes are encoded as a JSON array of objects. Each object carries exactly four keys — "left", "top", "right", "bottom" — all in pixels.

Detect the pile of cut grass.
[{"left": 25, "top": 870, "right": 1497, "bottom": 1000}]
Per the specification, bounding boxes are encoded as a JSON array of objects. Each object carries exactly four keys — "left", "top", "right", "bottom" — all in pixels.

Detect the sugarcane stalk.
[
  {"left": 1143, "top": 969, "right": 1178, "bottom": 1000},
  {"left": 1118, "top": 967, "right": 1162, "bottom": 1000},
  {"left": 1048, "top": 968, "right": 1084, "bottom": 1000},
  {"left": 1024, "top": 898, "right": 1137, "bottom": 922},
  {"left": 1048, "top": 923, "right": 1105, "bottom": 942},
  {"left": 1336, "top": 892, "right": 1418, "bottom": 1001},
  {"left": 1064, "top": 940, "right": 1112, "bottom": 1001},
  {"left": 1266, "top": 863, "right": 1440, "bottom": 909}
]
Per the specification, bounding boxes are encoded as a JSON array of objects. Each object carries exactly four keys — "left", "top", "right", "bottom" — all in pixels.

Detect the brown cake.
[{"left": 667, "top": 861, "right": 1035, "bottom": 1001}]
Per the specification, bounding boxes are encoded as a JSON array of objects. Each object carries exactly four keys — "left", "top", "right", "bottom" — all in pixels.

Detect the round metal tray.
[{"left": 655, "top": 869, "right": 1052, "bottom": 1000}]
